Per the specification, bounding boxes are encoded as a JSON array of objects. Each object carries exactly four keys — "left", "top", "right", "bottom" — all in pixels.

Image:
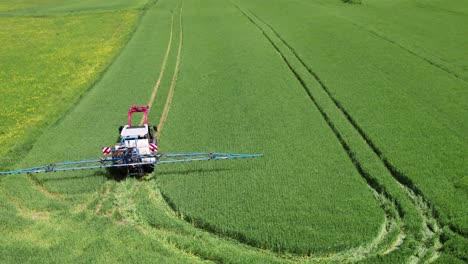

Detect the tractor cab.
[
  {"left": 110, "top": 105, "right": 159, "bottom": 176},
  {"left": 120, "top": 125, "right": 149, "bottom": 139}
]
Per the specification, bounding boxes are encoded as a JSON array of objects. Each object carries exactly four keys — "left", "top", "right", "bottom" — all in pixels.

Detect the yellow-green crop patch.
[{"left": 0, "top": 11, "right": 138, "bottom": 168}]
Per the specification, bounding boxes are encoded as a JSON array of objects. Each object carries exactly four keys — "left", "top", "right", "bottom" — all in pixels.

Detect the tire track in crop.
[
  {"left": 232, "top": 3, "right": 445, "bottom": 262},
  {"left": 95, "top": 183, "right": 112, "bottom": 215},
  {"left": 156, "top": 0, "right": 184, "bottom": 137},
  {"left": 109, "top": 176, "right": 210, "bottom": 263},
  {"left": 27, "top": 174, "right": 63, "bottom": 201},
  {"left": 126, "top": 3, "right": 279, "bottom": 262},
  {"left": 241, "top": 8, "right": 448, "bottom": 255},
  {"left": 89, "top": 0, "right": 184, "bottom": 241},
  {"left": 291, "top": 0, "right": 468, "bottom": 83},
  {"left": 231, "top": 2, "right": 403, "bottom": 261},
  {"left": 246, "top": 6, "right": 445, "bottom": 263},
  {"left": 344, "top": 20, "right": 467, "bottom": 83},
  {"left": 111, "top": 2, "right": 205, "bottom": 261},
  {"left": 139, "top": 14, "right": 175, "bottom": 126},
  {"left": 93, "top": 1, "right": 180, "bottom": 220},
  {"left": 135, "top": 182, "right": 280, "bottom": 263},
  {"left": 92, "top": 0, "right": 178, "bottom": 218},
  {"left": 136, "top": 184, "right": 218, "bottom": 263}
]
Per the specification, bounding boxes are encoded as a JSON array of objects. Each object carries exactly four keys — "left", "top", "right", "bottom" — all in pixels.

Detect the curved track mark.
[
  {"left": 231, "top": 2, "right": 404, "bottom": 261},
  {"left": 246, "top": 5, "right": 447, "bottom": 252},
  {"left": 113, "top": 180, "right": 210, "bottom": 263},
  {"left": 232, "top": 3, "right": 444, "bottom": 262},
  {"left": 249, "top": 12, "right": 450, "bottom": 257},
  {"left": 28, "top": 174, "right": 63, "bottom": 201}
]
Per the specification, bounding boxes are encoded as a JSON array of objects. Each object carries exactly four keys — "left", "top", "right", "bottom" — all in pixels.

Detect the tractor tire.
[{"left": 143, "top": 164, "right": 154, "bottom": 173}]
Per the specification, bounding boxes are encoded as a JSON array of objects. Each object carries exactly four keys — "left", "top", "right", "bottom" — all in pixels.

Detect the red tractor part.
[{"left": 128, "top": 105, "right": 150, "bottom": 126}]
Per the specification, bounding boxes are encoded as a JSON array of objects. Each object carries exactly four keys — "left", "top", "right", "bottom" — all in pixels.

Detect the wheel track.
[
  {"left": 292, "top": 0, "right": 468, "bottom": 83},
  {"left": 95, "top": 183, "right": 112, "bottom": 215},
  {"left": 240, "top": 9, "right": 447, "bottom": 261},
  {"left": 135, "top": 1, "right": 404, "bottom": 259},
  {"left": 231, "top": 2, "right": 443, "bottom": 262},
  {"left": 344, "top": 19, "right": 467, "bottom": 83},
  {"left": 138, "top": 181, "right": 282, "bottom": 263},
  {"left": 94, "top": 0, "right": 183, "bottom": 221},
  {"left": 91, "top": 0, "right": 181, "bottom": 221},
  {"left": 113, "top": 1, "right": 209, "bottom": 261},
  {"left": 231, "top": 1, "right": 402, "bottom": 258},
  {"left": 27, "top": 174, "right": 63, "bottom": 201},
  {"left": 2, "top": 0, "right": 159, "bottom": 215},
  {"left": 139, "top": 13, "right": 175, "bottom": 126},
  {"left": 244, "top": 0, "right": 450, "bottom": 237},
  {"left": 88, "top": 0, "right": 184, "bottom": 242},
  {"left": 2, "top": 1, "right": 207, "bottom": 262},
  {"left": 156, "top": 0, "right": 184, "bottom": 137},
  {"left": 111, "top": 178, "right": 210, "bottom": 263}
]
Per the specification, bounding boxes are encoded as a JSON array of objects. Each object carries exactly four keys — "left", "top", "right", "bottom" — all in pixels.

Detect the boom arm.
[{"left": 0, "top": 153, "right": 263, "bottom": 175}]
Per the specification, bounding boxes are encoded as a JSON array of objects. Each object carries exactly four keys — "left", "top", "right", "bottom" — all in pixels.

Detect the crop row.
[
  {"left": 155, "top": 0, "right": 388, "bottom": 256},
  {"left": 234, "top": 0, "right": 467, "bottom": 262},
  {"left": 231, "top": 3, "right": 438, "bottom": 262}
]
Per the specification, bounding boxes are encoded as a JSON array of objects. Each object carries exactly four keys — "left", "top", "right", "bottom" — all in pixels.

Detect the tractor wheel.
[
  {"left": 143, "top": 164, "right": 154, "bottom": 173},
  {"left": 108, "top": 166, "right": 127, "bottom": 181}
]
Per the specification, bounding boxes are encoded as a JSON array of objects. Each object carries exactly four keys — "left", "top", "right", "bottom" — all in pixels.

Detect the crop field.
[
  {"left": 0, "top": 0, "right": 466, "bottom": 263},
  {"left": 0, "top": 5, "right": 140, "bottom": 170}
]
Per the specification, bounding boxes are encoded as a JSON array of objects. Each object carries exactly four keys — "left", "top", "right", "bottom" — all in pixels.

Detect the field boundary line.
[
  {"left": 5, "top": 0, "right": 163, "bottom": 208},
  {"left": 139, "top": 14, "right": 175, "bottom": 126},
  {"left": 157, "top": 0, "right": 184, "bottom": 137}
]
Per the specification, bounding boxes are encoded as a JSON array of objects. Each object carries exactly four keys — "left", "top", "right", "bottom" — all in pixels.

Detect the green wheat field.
[{"left": 0, "top": 0, "right": 466, "bottom": 263}]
